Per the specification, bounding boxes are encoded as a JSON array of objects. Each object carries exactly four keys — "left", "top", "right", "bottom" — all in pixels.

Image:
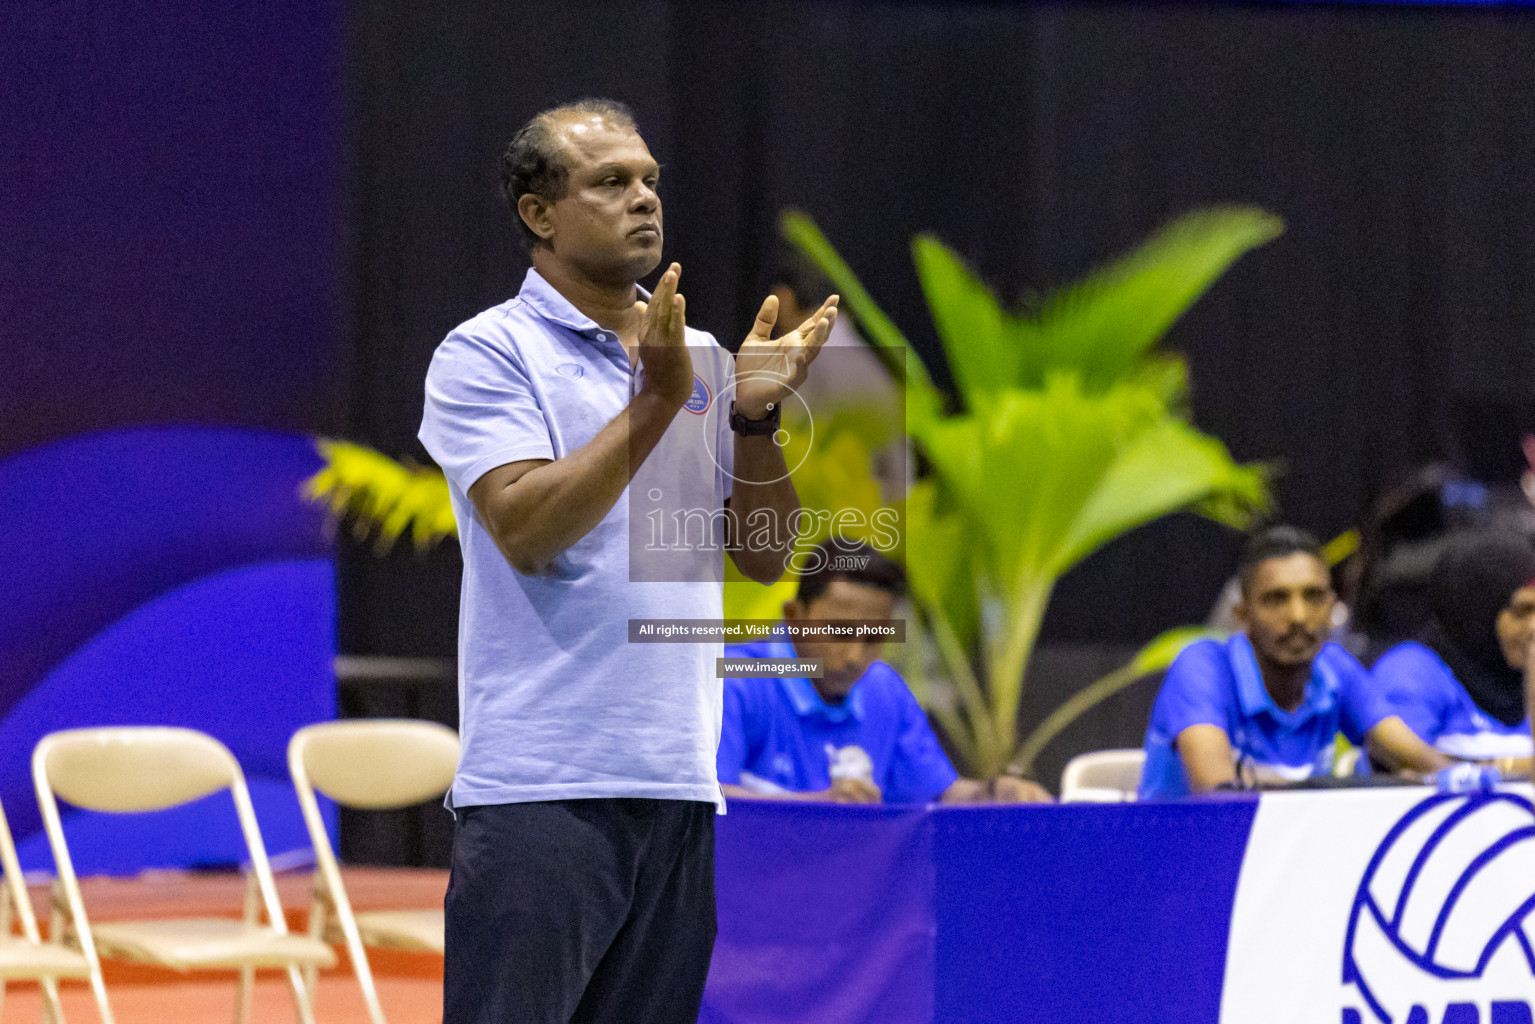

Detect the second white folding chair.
[
  {"left": 289, "top": 719, "right": 459, "bottom": 1024},
  {"left": 1059, "top": 748, "right": 1146, "bottom": 803},
  {"left": 33, "top": 727, "right": 337, "bottom": 1024}
]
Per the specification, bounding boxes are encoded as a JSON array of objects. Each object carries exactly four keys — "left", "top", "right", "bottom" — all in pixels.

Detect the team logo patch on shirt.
[
  {"left": 825, "top": 743, "right": 875, "bottom": 784},
  {"left": 684, "top": 375, "right": 711, "bottom": 414},
  {"left": 555, "top": 362, "right": 584, "bottom": 379}
]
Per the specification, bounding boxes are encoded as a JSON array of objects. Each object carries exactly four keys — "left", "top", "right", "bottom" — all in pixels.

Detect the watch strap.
[{"left": 730, "top": 401, "right": 781, "bottom": 436}]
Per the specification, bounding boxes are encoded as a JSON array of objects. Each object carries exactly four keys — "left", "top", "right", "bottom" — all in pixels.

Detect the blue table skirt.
[{"left": 704, "top": 798, "right": 1258, "bottom": 1024}]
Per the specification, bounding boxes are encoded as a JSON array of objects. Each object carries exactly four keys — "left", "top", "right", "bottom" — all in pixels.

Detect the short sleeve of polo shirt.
[
  {"left": 420, "top": 329, "right": 555, "bottom": 495},
  {"left": 881, "top": 674, "right": 960, "bottom": 803},
  {"left": 1150, "top": 641, "right": 1235, "bottom": 742},
  {"left": 1333, "top": 649, "right": 1392, "bottom": 744},
  {"left": 1371, "top": 643, "right": 1456, "bottom": 745}
]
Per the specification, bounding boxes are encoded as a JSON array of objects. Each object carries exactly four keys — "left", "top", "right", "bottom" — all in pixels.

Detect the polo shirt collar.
[
  {"left": 518, "top": 267, "right": 651, "bottom": 338},
  {"left": 767, "top": 638, "right": 866, "bottom": 723},
  {"left": 1228, "top": 632, "right": 1338, "bottom": 722}
]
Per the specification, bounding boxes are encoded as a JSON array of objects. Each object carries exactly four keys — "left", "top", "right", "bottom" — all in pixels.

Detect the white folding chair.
[
  {"left": 0, "top": 796, "right": 91, "bottom": 1023},
  {"left": 33, "top": 727, "right": 337, "bottom": 1024},
  {"left": 1060, "top": 749, "right": 1146, "bottom": 803},
  {"left": 288, "top": 720, "right": 459, "bottom": 1024}
]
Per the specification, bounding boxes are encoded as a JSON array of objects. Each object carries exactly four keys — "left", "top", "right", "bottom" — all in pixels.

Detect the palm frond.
[
  {"left": 303, "top": 439, "right": 457, "bottom": 553},
  {"left": 1051, "top": 418, "right": 1272, "bottom": 576},
  {"left": 781, "top": 211, "right": 918, "bottom": 385},
  {"left": 1018, "top": 207, "right": 1283, "bottom": 391},
  {"left": 911, "top": 235, "right": 1014, "bottom": 409},
  {"left": 906, "top": 378, "right": 1268, "bottom": 772},
  {"left": 904, "top": 479, "right": 980, "bottom": 654},
  {"left": 781, "top": 211, "right": 946, "bottom": 432}
]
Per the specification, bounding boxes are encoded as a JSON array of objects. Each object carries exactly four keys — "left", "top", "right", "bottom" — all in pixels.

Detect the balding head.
[{"left": 500, "top": 99, "right": 638, "bottom": 250}]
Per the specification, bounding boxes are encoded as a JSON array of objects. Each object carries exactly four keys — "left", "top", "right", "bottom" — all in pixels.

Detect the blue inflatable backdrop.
[{"left": 0, "top": 427, "right": 338, "bottom": 874}]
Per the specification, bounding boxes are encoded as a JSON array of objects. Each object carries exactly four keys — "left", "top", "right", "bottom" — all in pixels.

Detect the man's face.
[
  {"left": 534, "top": 115, "right": 663, "bottom": 283},
  {"left": 784, "top": 581, "right": 895, "bottom": 702},
  {"left": 1495, "top": 584, "right": 1535, "bottom": 669},
  {"left": 1235, "top": 552, "right": 1335, "bottom": 670}
]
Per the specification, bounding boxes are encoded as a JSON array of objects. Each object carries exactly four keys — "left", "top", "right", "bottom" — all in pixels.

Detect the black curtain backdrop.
[
  {"left": 342, "top": 1, "right": 1535, "bottom": 780},
  {"left": 345, "top": 0, "right": 1535, "bottom": 642}
]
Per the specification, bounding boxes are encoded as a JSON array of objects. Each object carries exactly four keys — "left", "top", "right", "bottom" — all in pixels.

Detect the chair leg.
[
  {"left": 234, "top": 966, "right": 254, "bottom": 1024},
  {"left": 284, "top": 964, "right": 317, "bottom": 1024},
  {"left": 47, "top": 894, "right": 78, "bottom": 1024},
  {"left": 233, "top": 870, "right": 258, "bottom": 1024},
  {"left": 347, "top": 937, "right": 388, "bottom": 1024},
  {"left": 49, "top": 883, "right": 107, "bottom": 1024},
  {"left": 86, "top": 966, "right": 114, "bottom": 1024},
  {"left": 303, "top": 896, "right": 327, "bottom": 1000},
  {"left": 40, "top": 976, "right": 68, "bottom": 1024}
]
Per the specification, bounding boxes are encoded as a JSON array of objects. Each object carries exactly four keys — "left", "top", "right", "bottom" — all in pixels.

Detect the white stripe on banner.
[{"left": 1220, "top": 784, "right": 1535, "bottom": 1024}]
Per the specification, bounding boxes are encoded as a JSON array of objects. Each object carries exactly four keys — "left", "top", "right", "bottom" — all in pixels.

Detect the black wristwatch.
[{"left": 729, "top": 401, "right": 781, "bottom": 437}]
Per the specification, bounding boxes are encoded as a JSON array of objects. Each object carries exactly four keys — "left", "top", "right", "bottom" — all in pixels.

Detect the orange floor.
[{"left": 1, "top": 867, "right": 446, "bottom": 1024}]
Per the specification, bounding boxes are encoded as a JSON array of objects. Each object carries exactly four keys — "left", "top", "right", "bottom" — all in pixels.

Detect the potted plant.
[{"left": 779, "top": 207, "right": 1279, "bottom": 777}]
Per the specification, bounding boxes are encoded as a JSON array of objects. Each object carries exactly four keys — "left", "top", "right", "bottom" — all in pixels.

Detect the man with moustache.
[
  {"left": 1139, "top": 527, "right": 1449, "bottom": 799},
  {"left": 418, "top": 99, "right": 837, "bottom": 1023}
]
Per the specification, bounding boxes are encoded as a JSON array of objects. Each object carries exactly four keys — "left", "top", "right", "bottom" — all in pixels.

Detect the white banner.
[{"left": 1221, "top": 784, "right": 1535, "bottom": 1024}]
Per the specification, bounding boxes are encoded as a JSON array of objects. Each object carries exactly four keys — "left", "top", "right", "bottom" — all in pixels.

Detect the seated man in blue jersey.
[
  {"left": 1371, "top": 531, "right": 1535, "bottom": 779},
  {"left": 1139, "top": 527, "right": 1448, "bottom": 799},
  {"left": 719, "top": 539, "right": 1050, "bottom": 804}
]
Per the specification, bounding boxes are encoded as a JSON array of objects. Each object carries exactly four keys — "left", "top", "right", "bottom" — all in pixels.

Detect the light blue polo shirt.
[
  {"left": 419, "top": 268, "right": 736, "bottom": 811},
  {"left": 717, "top": 639, "right": 959, "bottom": 804},
  {"left": 1372, "top": 642, "right": 1533, "bottom": 761},
  {"left": 1138, "top": 635, "right": 1390, "bottom": 800}
]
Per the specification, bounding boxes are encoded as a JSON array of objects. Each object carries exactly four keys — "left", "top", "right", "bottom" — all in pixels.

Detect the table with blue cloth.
[{"left": 702, "top": 785, "right": 1535, "bottom": 1024}]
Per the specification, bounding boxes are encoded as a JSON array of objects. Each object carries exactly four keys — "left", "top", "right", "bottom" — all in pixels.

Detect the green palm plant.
[{"left": 783, "top": 207, "right": 1281, "bottom": 777}]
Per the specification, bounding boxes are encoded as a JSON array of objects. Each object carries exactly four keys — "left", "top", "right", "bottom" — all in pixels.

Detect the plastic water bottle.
[{"left": 1436, "top": 762, "right": 1501, "bottom": 793}]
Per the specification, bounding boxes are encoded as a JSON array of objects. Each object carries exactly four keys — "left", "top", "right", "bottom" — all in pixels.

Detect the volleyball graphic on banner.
[{"left": 1343, "top": 792, "right": 1535, "bottom": 1024}]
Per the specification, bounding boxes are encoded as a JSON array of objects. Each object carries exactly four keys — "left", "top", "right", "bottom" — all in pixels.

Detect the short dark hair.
[
  {"left": 796, "top": 539, "right": 906, "bottom": 605},
  {"left": 1237, "top": 525, "right": 1325, "bottom": 593},
  {"left": 499, "top": 98, "right": 637, "bottom": 250}
]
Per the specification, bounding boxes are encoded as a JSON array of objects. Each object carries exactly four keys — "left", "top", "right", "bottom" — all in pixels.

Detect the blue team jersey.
[
  {"left": 1371, "top": 642, "right": 1533, "bottom": 761},
  {"left": 1138, "top": 635, "right": 1390, "bottom": 801},
  {"left": 718, "top": 640, "right": 959, "bottom": 804}
]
